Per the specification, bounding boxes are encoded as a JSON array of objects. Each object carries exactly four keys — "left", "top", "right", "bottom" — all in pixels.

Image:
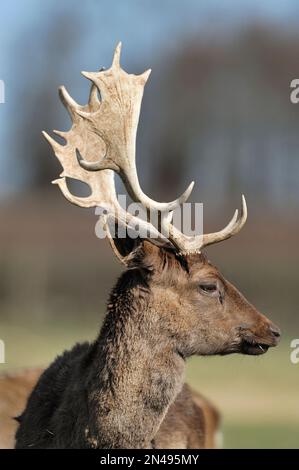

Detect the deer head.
[{"left": 44, "top": 43, "right": 280, "bottom": 357}]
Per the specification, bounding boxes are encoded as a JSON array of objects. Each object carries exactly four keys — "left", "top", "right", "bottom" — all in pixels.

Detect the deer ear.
[
  {"left": 125, "top": 240, "right": 163, "bottom": 270},
  {"left": 105, "top": 220, "right": 142, "bottom": 266},
  {"left": 104, "top": 219, "right": 171, "bottom": 268}
]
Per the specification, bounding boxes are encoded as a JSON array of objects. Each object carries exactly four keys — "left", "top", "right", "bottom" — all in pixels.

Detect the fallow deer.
[{"left": 14, "top": 44, "right": 280, "bottom": 449}]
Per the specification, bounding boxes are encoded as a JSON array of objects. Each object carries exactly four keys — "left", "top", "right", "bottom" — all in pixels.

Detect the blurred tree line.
[
  {"left": 12, "top": 21, "right": 299, "bottom": 213},
  {"left": 141, "top": 25, "right": 299, "bottom": 214}
]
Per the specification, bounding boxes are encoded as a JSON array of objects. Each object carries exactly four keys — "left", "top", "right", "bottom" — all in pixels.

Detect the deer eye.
[{"left": 199, "top": 283, "right": 218, "bottom": 294}]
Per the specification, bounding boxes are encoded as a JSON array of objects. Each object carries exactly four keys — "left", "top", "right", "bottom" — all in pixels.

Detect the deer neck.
[{"left": 85, "top": 269, "right": 185, "bottom": 449}]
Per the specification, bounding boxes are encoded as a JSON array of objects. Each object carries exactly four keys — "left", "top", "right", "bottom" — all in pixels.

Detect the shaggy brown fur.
[
  {"left": 15, "top": 242, "right": 280, "bottom": 448},
  {"left": 0, "top": 369, "right": 218, "bottom": 449}
]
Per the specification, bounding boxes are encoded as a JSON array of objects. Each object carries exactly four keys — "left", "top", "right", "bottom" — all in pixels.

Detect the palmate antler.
[
  {"left": 44, "top": 43, "right": 247, "bottom": 255},
  {"left": 43, "top": 84, "right": 167, "bottom": 262}
]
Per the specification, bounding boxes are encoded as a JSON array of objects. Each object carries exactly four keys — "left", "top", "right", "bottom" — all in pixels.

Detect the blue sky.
[
  {"left": 0, "top": 0, "right": 299, "bottom": 194},
  {"left": 1, "top": 0, "right": 298, "bottom": 83}
]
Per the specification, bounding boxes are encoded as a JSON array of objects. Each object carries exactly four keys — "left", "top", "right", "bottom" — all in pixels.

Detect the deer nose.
[{"left": 269, "top": 324, "right": 281, "bottom": 339}]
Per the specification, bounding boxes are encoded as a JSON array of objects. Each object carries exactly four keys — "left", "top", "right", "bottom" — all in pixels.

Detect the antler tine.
[
  {"left": 112, "top": 41, "right": 122, "bottom": 68},
  {"left": 58, "top": 86, "right": 81, "bottom": 119},
  {"left": 116, "top": 169, "right": 195, "bottom": 213},
  {"left": 76, "top": 43, "right": 194, "bottom": 212},
  {"left": 201, "top": 195, "right": 247, "bottom": 248},
  {"left": 88, "top": 83, "right": 100, "bottom": 107},
  {"left": 42, "top": 130, "right": 63, "bottom": 155},
  {"left": 165, "top": 195, "right": 247, "bottom": 254}
]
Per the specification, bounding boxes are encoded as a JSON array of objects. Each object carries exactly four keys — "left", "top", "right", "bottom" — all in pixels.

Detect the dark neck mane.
[{"left": 85, "top": 268, "right": 185, "bottom": 448}]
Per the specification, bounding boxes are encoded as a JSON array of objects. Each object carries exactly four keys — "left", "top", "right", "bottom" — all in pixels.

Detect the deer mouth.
[{"left": 241, "top": 338, "right": 270, "bottom": 355}]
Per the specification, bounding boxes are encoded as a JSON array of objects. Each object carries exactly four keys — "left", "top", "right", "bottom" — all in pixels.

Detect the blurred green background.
[{"left": 0, "top": 0, "right": 299, "bottom": 448}]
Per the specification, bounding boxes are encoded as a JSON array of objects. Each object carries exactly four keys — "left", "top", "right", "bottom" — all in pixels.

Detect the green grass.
[
  {"left": 0, "top": 317, "right": 298, "bottom": 448},
  {"left": 186, "top": 345, "right": 299, "bottom": 448},
  {"left": 223, "top": 423, "right": 299, "bottom": 449}
]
